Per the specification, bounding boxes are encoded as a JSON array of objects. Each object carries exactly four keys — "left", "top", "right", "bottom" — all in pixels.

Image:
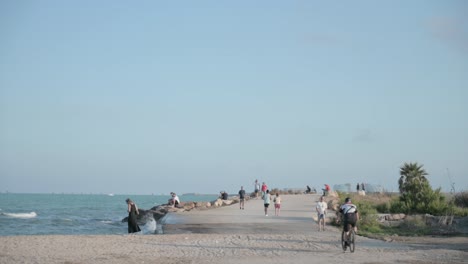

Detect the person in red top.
[
  {"left": 261, "top": 182, "right": 268, "bottom": 197},
  {"left": 322, "top": 184, "right": 330, "bottom": 196}
]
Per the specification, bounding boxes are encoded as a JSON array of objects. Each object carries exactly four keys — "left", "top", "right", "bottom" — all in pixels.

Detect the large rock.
[
  {"left": 183, "top": 202, "right": 195, "bottom": 211},
  {"left": 222, "top": 200, "right": 233, "bottom": 206},
  {"left": 454, "top": 216, "right": 468, "bottom": 234},
  {"left": 195, "top": 201, "right": 211, "bottom": 208},
  {"left": 121, "top": 197, "right": 242, "bottom": 224},
  {"left": 327, "top": 196, "right": 341, "bottom": 211},
  {"left": 212, "top": 198, "right": 223, "bottom": 207}
]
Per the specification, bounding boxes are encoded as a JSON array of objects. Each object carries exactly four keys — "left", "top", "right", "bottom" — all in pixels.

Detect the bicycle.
[{"left": 341, "top": 224, "right": 355, "bottom": 253}]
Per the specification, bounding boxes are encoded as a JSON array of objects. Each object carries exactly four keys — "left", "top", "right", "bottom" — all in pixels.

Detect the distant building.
[
  {"left": 333, "top": 183, "right": 352, "bottom": 193},
  {"left": 333, "top": 183, "right": 384, "bottom": 193}
]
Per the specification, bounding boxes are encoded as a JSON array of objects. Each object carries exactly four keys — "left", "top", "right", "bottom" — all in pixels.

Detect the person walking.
[
  {"left": 316, "top": 196, "right": 328, "bottom": 231},
  {"left": 126, "top": 198, "right": 141, "bottom": 234},
  {"left": 254, "top": 179, "right": 260, "bottom": 198},
  {"left": 238, "top": 186, "right": 246, "bottom": 209},
  {"left": 274, "top": 193, "right": 281, "bottom": 216},
  {"left": 263, "top": 189, "right": 271, "bottom": 216},
  {"left": 261, "top": 182, "right": 268, "bottom": 198}
]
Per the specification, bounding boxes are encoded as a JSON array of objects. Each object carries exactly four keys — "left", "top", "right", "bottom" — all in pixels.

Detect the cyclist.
[{"left": 339, "top": 197, "right": 359, "bottom": 243}]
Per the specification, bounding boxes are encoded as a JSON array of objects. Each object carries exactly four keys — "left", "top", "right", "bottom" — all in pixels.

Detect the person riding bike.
[{"left": 339, "top": 197, "right": 359, "bottom": 242}]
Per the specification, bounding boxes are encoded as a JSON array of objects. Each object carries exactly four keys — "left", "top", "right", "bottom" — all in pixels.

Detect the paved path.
[
  {"left": 163, "top": 194, "right": 334, "bottom": 234},
  {"left": 159, "top": 194, "right": 468, "bottom": 264}
]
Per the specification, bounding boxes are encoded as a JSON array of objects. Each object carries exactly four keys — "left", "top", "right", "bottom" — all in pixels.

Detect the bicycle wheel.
[
  {"left": 341, "top": 230, "right": 347, "bottom": 251},
  {"left": 349, "top": 229, "right": 355, "bottom": 253}
]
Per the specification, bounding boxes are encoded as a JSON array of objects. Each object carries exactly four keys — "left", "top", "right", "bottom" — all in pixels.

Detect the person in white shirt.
[
  {"left": 254, "top": 179, "right": 260, "bottom": 198},
  {"left": 316, "top": 196, "right": 328, "bottom": 231},
  {"left": 168, "top": 192, "right": 180, "bottom": 208},
  {"left": 263, "top": 190, "right": 271, "bottom": 216}
]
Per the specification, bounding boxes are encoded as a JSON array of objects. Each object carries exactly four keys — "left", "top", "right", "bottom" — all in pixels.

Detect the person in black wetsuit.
[{"left": 126, "top": 198, "right": 141, "bottom": 233}]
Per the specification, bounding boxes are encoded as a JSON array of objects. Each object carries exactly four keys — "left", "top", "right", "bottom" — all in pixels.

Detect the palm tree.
[
  {"left": 398, "top": 162, "right": 428, "bottom": 193},
  {"left": 398, "top": 162, "right": 430, "bottom": 213}
]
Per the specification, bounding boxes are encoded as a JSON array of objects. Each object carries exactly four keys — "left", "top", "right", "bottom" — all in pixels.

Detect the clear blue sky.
[{"left": 1, "top": 1, "right": 467, "bottom": 195}]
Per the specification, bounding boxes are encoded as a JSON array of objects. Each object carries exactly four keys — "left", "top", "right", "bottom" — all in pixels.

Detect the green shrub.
[
  {"left": 331, "top": 190, "right": 468, "bottom": 236},
  {"left": 452, "top": 206, "right": 468, "bottom": 217},
  {"left": 389, "top": 199, "right": 408, "bottom": 214},
  {"left": 362, "top": 225, "right": 382, "bottom": 234},
  {"left": 379, "top": 225, "right": 430, "bottom": 236},
  {"left": 454, "top": 191, "right": 468, "bottom": 208},
  {"left": 354, "top": 199, "right": 381, "bottom": 233},
  {"left": 375, "top": 202, "right": 390, "bottom": 213},
  {"left": 335, "top": 191, "right": 345, "bottom": 201}
]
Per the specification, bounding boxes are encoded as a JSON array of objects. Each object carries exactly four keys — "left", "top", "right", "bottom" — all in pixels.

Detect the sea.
[{"left": 0, "top": 193, "right": 218, "bottom": 236}]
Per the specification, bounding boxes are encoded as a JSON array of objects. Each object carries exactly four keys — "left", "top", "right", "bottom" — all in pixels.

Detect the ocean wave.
[{"left": 1, "top": 212, "right": 37, "bottom": 218}]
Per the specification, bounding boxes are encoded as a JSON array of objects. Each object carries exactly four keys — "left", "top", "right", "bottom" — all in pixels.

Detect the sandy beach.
[{"left": 1, "top": 194, "right": 467, "bottom": 264}]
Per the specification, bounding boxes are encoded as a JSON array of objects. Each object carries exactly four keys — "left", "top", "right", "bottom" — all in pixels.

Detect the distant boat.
[{"left": 108, "top": 193, "right": 114, "bottom": 196}]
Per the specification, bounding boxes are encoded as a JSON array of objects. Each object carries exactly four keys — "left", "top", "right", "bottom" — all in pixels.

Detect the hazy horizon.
[{"left": 1, "top": 1, "right": 467, "bottom": 196}]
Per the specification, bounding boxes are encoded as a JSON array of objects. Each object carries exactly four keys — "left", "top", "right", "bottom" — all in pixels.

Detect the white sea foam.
[
  {"left": 2, "top": 212, "right": 37, "bottom": 218},
  {"left": 142, "top": 218, "right": 157, "bottom": 234}
]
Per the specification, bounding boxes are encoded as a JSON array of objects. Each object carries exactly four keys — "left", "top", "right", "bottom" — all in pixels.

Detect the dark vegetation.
[{"left": 333, "top": 162, "right": 468, "bottom": 237}]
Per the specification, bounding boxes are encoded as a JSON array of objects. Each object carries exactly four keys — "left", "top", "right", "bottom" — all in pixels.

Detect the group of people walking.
[
  {"left": 250, "top": 180, "right": 281, "bottom": 216},
  {"left": 253, "top": 181, "right": 359, "bottom": 235},
  {"left": 247, "top": 181, "right": 359, "bottom": 235}
]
